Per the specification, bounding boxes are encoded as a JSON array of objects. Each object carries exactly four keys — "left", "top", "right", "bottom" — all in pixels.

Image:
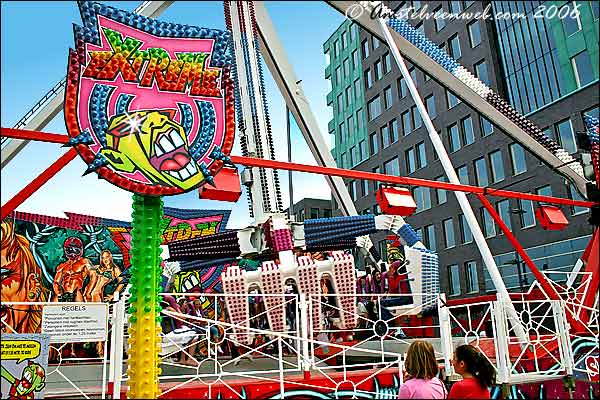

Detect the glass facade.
[
  {"left": 486, "top": 235, "right": 592, "bottom": 291},
  {"left": 492, "top": 1, "right": 599, "bottom": 114}
]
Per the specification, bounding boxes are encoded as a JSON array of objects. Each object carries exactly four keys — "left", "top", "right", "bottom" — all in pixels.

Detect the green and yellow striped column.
[{"left": 126, "top": 194, "right": 163, "bottom": 398}]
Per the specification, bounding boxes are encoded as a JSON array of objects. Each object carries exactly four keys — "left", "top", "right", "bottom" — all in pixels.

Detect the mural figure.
[
  {"left": 101, "top": 110, "right": 205, "bottom": 190},
  {"left": 0, "top": 221, "right": 45, "bottom": 334},
  {"left": 0, "top": 362, "right": 46, "bottom": 400},
  {"left": 52, "top": 237, "right": 92, "bottom": 303},
  {"left": 84, "top": 250, "right": 124, "bottom": 302}
]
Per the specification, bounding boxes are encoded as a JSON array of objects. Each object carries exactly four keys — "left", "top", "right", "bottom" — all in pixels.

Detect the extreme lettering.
[{"left": 82, "top": 28, "right": 221, "bottom": 96}]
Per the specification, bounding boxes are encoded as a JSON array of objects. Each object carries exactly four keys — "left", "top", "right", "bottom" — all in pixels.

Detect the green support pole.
[{"left": 126, "top": 194, "right": 163, "bottom": 398}]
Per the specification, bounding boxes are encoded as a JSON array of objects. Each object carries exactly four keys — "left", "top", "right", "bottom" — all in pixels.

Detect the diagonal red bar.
[
  {"left": 231, "top": 155, "right": 597, "bottom": 209},
  {"left": 476, "top": 193, "right": 588, "bottom": 333},
  {"left": 1, "top": 127, "right": 70, "bottom": 144},
  {"left": 1, "top": 148, "right": 78, "bottom": 220}
]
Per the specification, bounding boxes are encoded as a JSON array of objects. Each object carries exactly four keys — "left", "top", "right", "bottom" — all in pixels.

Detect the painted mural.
[{"left": 0, "top": 207, "right": 230, "bottom": 339}]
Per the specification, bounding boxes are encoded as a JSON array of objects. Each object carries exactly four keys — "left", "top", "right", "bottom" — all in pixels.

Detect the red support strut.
[{"left": 1, "top": 148, "right": 78, "bottom": 220}]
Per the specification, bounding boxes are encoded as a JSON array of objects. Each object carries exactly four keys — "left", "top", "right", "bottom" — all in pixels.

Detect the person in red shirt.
[{"left": 448, "top": 344, "right": 495, "bottom": 399}]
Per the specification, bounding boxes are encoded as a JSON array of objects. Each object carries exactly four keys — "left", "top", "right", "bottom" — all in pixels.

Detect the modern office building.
[
  {"left": 325, "top": 0, "right": 599, "bottom": 298},
  {"left": 323, "top": 20, "right": 369, "bottom": 170},
  {"left": 285, "top": 198, "right": 333, "bottom": 222}
]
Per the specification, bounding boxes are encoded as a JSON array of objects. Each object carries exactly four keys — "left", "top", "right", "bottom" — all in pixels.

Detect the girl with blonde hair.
[{"left": 398, "top": 340, "right": 447, "bottom": 399}]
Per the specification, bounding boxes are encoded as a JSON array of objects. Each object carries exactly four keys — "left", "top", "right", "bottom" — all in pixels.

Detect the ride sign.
[
  {"left": 41, "top": 304, "right": 108, "bottom": 343},
  {"left": 64, "top": 1, "right": 235, "bottom": 196}
]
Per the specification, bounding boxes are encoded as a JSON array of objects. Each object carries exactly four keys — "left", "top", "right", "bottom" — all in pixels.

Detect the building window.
[
  {"left": 352, "top": 50, "right": 359, "bottom": 70},
  {"left": 324, "top": 49, "right": 330, "bottom": 67},
  {"left": 475, "top": 60, "right": 490, "bottom": 86},
  {"left": 434, "top": 6, "right": 446, "bottom": 32},
  {"left": 592, "top": 0, "right": 599, "bottom": 19},
  {"left": 384, "top": 86, "right": 393, "bottom": 109},
  {"left": 367, "top": 96, "right": 382, "bottom": 121},
  {"left": 337, "top": 93, "right": 344, "bottom": 112},
  {"left": 381, "top": 125, "right": 390, "bottom": 148},
  {"left": 348, "top": 147, "right": 354, "bottom": 166},
  {"left": 448, "top": 123, "right": 461, "bottom": 152},
  {"left": 356, "top": 108, "right": 363, "bottom": 130},
  {"left": 448, "top": 264, "right": 461, "bottom": 296},
  {"left": 474, "top": 157, "right": 489, "bottom": 187},
  {"left": 456, "top": 165, "right": 469, "bottom": 185},
  {"left": 567, "top": 184, "right": 587, "bottom": 215},
  {"left": 298, "top": 209, "right": 305, "bottom": 222},
  {"left": 412, "top": 106, "right": 422, "bottom": 130},
  {"left": 480, "top": 117, "right": 494, "bottom": 136},
  {"left": 556, "top": 119, "right": 577, "bottom": 154},
  {"left": 449, "top": 35, "right": 461, "bottom": 59},
  {"left": 335, "top": 67, "right": 341, "bottom": 86},
  {"left": 362, "top": 179, "right": 369, "bottom": 197},
  {"left": 310, "top": 208, "right": 319, "bottom": 219},
  {"left": 354, "top": 79, "right": 361, "bottom": 99},
  {"left": 462, "top": 116, "right": 475, "bottom": 146},
  {"left": 406, "top": 148, "right": 417, "bottom": 174},
  {"left": 446, "top": 90, "right": 460, "bottom": 108},
  {"left": 571, "top": 51, "right": 595, "bottom": 88},
  {"left": 519, "top": 199, "right": 536, "bottom": 228},
  {"left": 343, "top": 58, "right": 350, "bottom": 78},
  {"left": 489, "top": 150, "right": 505, "bottom": 183},
  {"left": 383, "top": 52, "right": 391, "bottom": 74},
  {"left": 414, "top": 187, "right": 432, "bottom": 213},
  {"left": 509, "top": 143, "right": 527, "bottom": 175},
  {"left": 497, "top": 199, "right": 512, "bottom": 233},
  {"left": 339, "top": 121, "right": 346, "bottom": 140},
  {"left": 436, "top": 176, "right": 448, "bottom": 205},
  {"left": 443, "top": 218, "right": 456, "bottom": 248},
  {"left": 416, "top": 142, "right": 427, "bottom": 169},
  {"left": 370, "top": 132, "right": 379, "bottom": 155},
  {"left": 562, "top": 2, "right": 582, "bottom": 35},
  {"left": 352, "top": 146, "right": 359, "bottom": 166},
  {"left": 346, "top": 86, "right": 352, "bottom": 107},
  {"left": 374, "top": 60, "right": 382, "bottom": 80},
  {"left": 333, "top": 40, "right": 340, "bottom": 58},
  {"left": 372, "top": 36, "right": 380, "bottom": 49},
  {"left": 465, "top": 261, "right": 479, "bottom": 293},
  {"left": 364, "top": 69, "right": 373, "bottom": 89},
  {"left": 425, "top": 94, "right": 436, "bottom": 119},
  {"left": 347, "top": 115, "right": 354, "bottom": 137},
  {"left": 415, "top": 21, "right": 425, "bottom": 35},
  {"left": 424, "top": 224, "right": 436, "bottom": 252},
  {"left": 361, "top": 39, "right": 369, "bottom": 59},
  {"left": 536, "top": 185, "right": 553, "bottom": 199},
  {"left": 402, "top": 111, "right": 412, "bottom": 136},
  {"left": 359, "top": 140, "right": 367, "bottom": 160},
  {"left": 384, "top": 157, "right": 399, "bottom": 176},
  {"left": 468, "top": 20, "right": 481, "bottom": 47},
  {"left": 323, "top": 209, "right": 332, "bottom": 218},
  {"left": 398, "top": 77, "right": 407, "bottom": 98},
  {"left": 459, "top": 214, "right": 473, "bottom": 244},
  {"left": 372, "top": 166, "right": 380, "bottom": 191},
  {"left": 450, "top": 0, "right": 462, "bottom": 14},
  {"left": 390, "top": 119, "right": 399, "bottom": 143},
  {"left": 481, "top": 208, "right": 496, "bottom": 238}
]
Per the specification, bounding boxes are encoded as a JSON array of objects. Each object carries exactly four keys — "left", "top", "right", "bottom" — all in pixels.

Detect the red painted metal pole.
[
  {"left": 1, "top": 148, "right": 78, "bottom": 220},
  {"left": 1, "top": 128, "right": 595, "bottom": 209},
  {"left": 1, "top": 127, "right": 70, "bottom": 144},
  {"left": 231, "top": 155, "right": 597, "bottom": 209},
  {"left": 476, "top": 193, "right": 588, "bottom": 332}
]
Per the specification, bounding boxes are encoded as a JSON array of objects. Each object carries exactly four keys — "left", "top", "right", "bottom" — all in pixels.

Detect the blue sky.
[{"left": 1, "top": 1, "right": 344, "bottom": 228}]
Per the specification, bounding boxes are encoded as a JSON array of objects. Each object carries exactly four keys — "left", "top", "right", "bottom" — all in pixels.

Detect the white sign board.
[{"left": 42, "top": 304, "right": 108, "bottom": 343}]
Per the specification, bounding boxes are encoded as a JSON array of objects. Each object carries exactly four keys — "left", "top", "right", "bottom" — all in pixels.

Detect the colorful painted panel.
[{"left": 0, "top": 208, "right": 230, "bottom": 336}]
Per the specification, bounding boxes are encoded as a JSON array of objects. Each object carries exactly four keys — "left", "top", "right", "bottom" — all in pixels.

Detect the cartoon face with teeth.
[
  {"left": 100, "top": 110, "right": 204, "bottom": 190},
  {"left": 1, "top": 361, "right": 46, "bottom": 399}
]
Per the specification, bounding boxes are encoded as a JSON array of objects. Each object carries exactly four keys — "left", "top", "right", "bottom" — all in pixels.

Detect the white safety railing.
[
  {"left": 1, "top": 300, "right": 113, "bottom": 399},
  {"left": 443, "top": 295, "right": 574, "bottom": 385}
]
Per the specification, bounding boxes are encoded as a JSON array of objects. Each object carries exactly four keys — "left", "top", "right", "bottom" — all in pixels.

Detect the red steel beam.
[
  {"left": 476, "top": 193, "right": 588, "bottom": 333},
  {"left": 2, "top": 129, "right": 595, "bottom": 208},
  {"left": 231, "top": 155, "right": 597, "bottom": 209},
  {"left": 1, "top": 127, "right": 70, "bottom": 144},
  {"left": 1, "top": 148, "right": 78, "bottom": 220}
]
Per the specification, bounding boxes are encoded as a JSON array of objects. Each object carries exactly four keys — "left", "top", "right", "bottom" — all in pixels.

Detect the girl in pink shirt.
[{"left": 398, "top": 340, "right": 447, "bottom": 399}]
